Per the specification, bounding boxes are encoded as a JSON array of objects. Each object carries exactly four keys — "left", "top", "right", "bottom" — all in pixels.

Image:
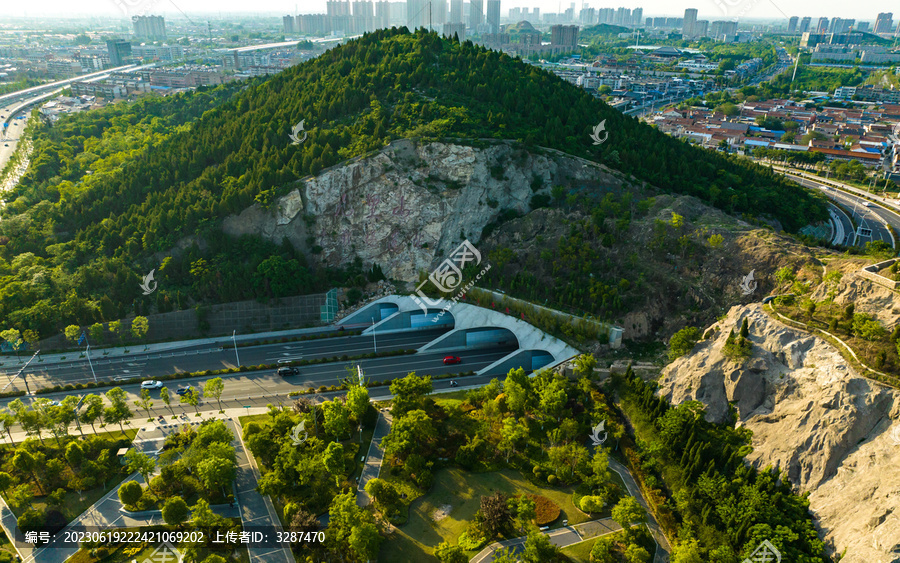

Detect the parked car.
[
  {"left": 277, "top": 366, "right": 299, "bottom": 377},
  {"left": 141, "top": 380, "right": 163, "bottom": 390},
  {"left": 443, "top": 356, "right": 462, "bottom": 365},
  {"left": 449, "top": 380, "right": 458, "bottom": 387},
  {"left": 175, "top": 385, "right": 192, "bottom": 396}
]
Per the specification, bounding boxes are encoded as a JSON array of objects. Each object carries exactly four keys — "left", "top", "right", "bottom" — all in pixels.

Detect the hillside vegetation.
[{"left": 0, "top": 28, "right": 826, "bottom": 338}]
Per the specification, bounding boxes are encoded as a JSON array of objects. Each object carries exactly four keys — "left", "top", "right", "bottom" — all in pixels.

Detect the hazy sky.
[{"left": 0, "top": 0, "right": 889, "bottom": 22}]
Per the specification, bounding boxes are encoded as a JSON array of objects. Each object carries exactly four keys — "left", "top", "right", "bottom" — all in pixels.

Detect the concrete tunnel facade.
[{"left": 339, "top": 295, "right": 580, "bottom": 375}]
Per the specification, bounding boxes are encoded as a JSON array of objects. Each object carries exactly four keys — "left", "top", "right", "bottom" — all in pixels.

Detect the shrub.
[
  {"left": 530, "top": 495, "right": 561, "bottom": 526},
  {"left": 546, "top": 474, "right": 559, "bottom": 486}
]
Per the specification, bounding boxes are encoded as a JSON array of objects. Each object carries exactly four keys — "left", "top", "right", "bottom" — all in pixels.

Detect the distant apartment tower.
[
  {"left": 788, "top": 16, "right": 798, "bottom": 33},
  {"left": 443, "top": 22, "right": 466, "bottom": 38},
  {"left": 486, "top": 0, "right": 500, "bottom": 33},
  {"left": 816, "top": 17, "right": 829, "bottom": 33},
  {"left": 132, "top": 15, "right": 166, "bottom": 40},
  {"left": 615, "top": 7, "right": 631, "bottom": 26},
  {"left": 580, "top": 7, "right": 596, "bottom": 25},
  {"left": 450, "top": 0, "right": 463, "bottom": 23},
  {"left": 550, "top": 24, "right": 578, "bottom": 48},
  {"left": 631, "top": 7, "right": 642, "bottom": 26},
  {"left": 468, "top": 0, "right": 484, "bottom": 29},
  {"left": 710, "top": 20, "right": 737, "bottom": 42},
  {"left": 682, "top": 8, "right": 698, "bottom": 38},
  {"left": 106, "top": 39, "right": 132, "bottom": 66},
  {"left": 875, "top": 12, "right": 893, "bottom": 34},
  {"left": 693, "top": 20, "right": 708, "bottom": 38},
  {"left": 799, "top": 16, "right": 811, "bottom": 33},
  {"left": 283, "top": 15, "right": 296, "bottom": 33}
]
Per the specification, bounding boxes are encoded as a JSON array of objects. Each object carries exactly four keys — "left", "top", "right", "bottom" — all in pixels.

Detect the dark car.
[
  {"left": 443, "top": 356, "right": 462, "bottom": 365},
  {"left": 277, "top": 366, "right": 299, "bottom": 377},
  {"left": 175, "top": 385, "right": 192, "bottom": 396}
]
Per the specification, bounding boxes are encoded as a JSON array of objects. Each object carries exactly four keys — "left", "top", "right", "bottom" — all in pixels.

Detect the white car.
[{"left": 140, "top": 380, "right": 163, "bottom": 390}]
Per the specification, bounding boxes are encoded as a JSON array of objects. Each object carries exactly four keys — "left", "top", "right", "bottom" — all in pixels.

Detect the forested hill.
[{"left": 1, "top": 27, "right": 826, "bottom": 337}]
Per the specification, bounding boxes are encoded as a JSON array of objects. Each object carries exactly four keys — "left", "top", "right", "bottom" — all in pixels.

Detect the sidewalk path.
[
  {"left": 233, "top": 419, "right": 295, "bottom": 563},
  {"left": 356, "top": 410, "right": 393, "bottom": 507},
  {"left": 608, "top": 458, "right": 670, "bottom": 563}
]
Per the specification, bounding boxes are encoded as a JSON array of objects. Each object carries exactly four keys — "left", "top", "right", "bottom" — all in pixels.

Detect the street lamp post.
[
  {"left": 371, "top": 317, "right": 377, "bottom": 354},
  {"left": 232, "top": 330, "right": 241, "bottom": 367},
  {"left": 85, "top": 342, "right": 97, "bottom": 384}
]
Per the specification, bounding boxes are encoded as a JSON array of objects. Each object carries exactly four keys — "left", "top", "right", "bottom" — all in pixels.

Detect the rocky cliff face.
[
  {"left": 222, "top": 139, "right": 626, "bottom": 282},
  {"left": 658, "top": 304, "right": 900, "bottom": 562}
]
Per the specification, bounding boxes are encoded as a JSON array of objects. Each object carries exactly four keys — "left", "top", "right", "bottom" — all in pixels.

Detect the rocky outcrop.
[
  {"left": 222, "top": 139, "right": 626, "bottom": 282},
  {"left": 659, "top": 304, "right": 900, "bottom": 562}
]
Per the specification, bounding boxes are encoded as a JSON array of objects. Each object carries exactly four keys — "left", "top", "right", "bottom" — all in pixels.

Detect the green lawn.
[
  {"left": 561, "top": 537, "right": 596, "bottom": 562},
  {"left": 379, "top": 467, "right": 591, "bottom": 562}
]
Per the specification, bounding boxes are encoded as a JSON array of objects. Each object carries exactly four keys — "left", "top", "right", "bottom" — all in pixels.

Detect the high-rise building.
[
  {"left": 407, "top": 0, "right": 426, "bottom": 28},
  {"left": 532, "top": 8, "right": 539, "bottom": 22},
  {"left": 283, "top": 15, "right": 296, "bottom": 33},
  {"left": 875, "top": 12, "right": 893, "bottom": 34},
  {"left": 856, "top": 22, "right": 868, "bottom": 32},
  {"left": 694, "top": 20, "right": 708, "bottom": 38},
  {"left": 799, "top": 16, "right": 811, "bottom": 32},
  {"left": 816, "top": 17, "right": 829, "bottom": 33},
  {"left": 106, "top": 39, "right": 132, "bottom": 67},
  {"left": 132, "top": 15, "right": 166, "bottom": 40},
  {"left": 632, "top": 8, "right": 643, "bottom": 26},
  {"left": 682, "top": 8, "right": 697, "bottom": 38},
  {"left": 450, "top": 0, "right": 463, "bottom": 23},
  {"left": 550, "top": 24, "right": 578, "bottom": 47},
  {"left": 486, "top": 0, "right": 500, "bottom": 33},
  {"left": 788, "top": 16, "right": 798, "bottom": 33},
  {"left": 375, "top": 1, "right": 390, "bottom": 29},
  {"left": 615, "top": 7, "right": 631, "bottom": 26},
  {"left": 468, "top": 0, "right": 484, "bottom": 29},
  {"left": 710, "top": 20, "right": 737, "bottom": 42},
  {"left": 580, "top": 7, "right": 596, "bottom": 25},
  {"left": 443, "top": 22, "right": 465, "bottom": 38}
]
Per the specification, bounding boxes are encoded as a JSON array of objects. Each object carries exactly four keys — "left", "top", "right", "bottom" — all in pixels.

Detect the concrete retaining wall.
[{"left": 860, "top": 258, "right": 900, "bottom": 290}]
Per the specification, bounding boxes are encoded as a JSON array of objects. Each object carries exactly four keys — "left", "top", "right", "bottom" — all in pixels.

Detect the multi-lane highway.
[
  {"left": 0, "top": 323, "right": 523, "bottom": 411},
  {"left": 783, "top": 171, "right": 898, "bottom": 248},
  {"left": 0, "top": 327, "right": 454, "bottom": 389}
]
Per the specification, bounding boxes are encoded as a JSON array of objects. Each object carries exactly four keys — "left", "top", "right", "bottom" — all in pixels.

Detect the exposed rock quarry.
[
  {"left": 223, "top": 139, "right": 628, "bottom": 282},
  {"left": 658, "top": 303, "right": 900, "bottom": 562}
]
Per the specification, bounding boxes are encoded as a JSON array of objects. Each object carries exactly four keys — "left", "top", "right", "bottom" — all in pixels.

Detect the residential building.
[
  {"left": 817, "top": 17, "right": 829, "bottom": 33},
  {"left": 710, "top": 20, "right": 737, "bottom": 42},
  {"left": 788, "top": 16, "right": 798, "bottom": 33},
  {"left": 450, "top": 0, "right": 463, "bottom": 23},
  {"left": 132, "top": 15, "right": 166, "bottom": 41},
  {"left": 486, "top": 0, "right": 500, "bottom": 33},
  {"left": 106, "top": 39, "right": 132, "bottom": 67},
  {"left": 468, "top": 0, "right": 484, "bottom": 29},
  {"left": 550, "top": 25, "right": 578, "bottom": 49},
  {"left": 799, "top": 17, "right": 811, "bottom": 33},
  {"left": 875, "top": 12, "right": 893, "bottom": 34},
  {"left": 682, "top": 8, "right": 697, "bottom": 39}
]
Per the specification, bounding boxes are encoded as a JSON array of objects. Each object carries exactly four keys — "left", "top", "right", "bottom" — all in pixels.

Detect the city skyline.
[{"left": 0, "top": 0, "right": 892, "bottom": 21}]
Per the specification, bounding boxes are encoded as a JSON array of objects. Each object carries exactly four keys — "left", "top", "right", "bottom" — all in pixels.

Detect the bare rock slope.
[{"left": 659, "top": 304, "right": 900, "bottom": 562}]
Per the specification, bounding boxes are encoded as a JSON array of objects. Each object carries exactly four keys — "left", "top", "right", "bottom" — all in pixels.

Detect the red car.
[{"left": 443, "top": 356, "right": 462, "bottom": 365}]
